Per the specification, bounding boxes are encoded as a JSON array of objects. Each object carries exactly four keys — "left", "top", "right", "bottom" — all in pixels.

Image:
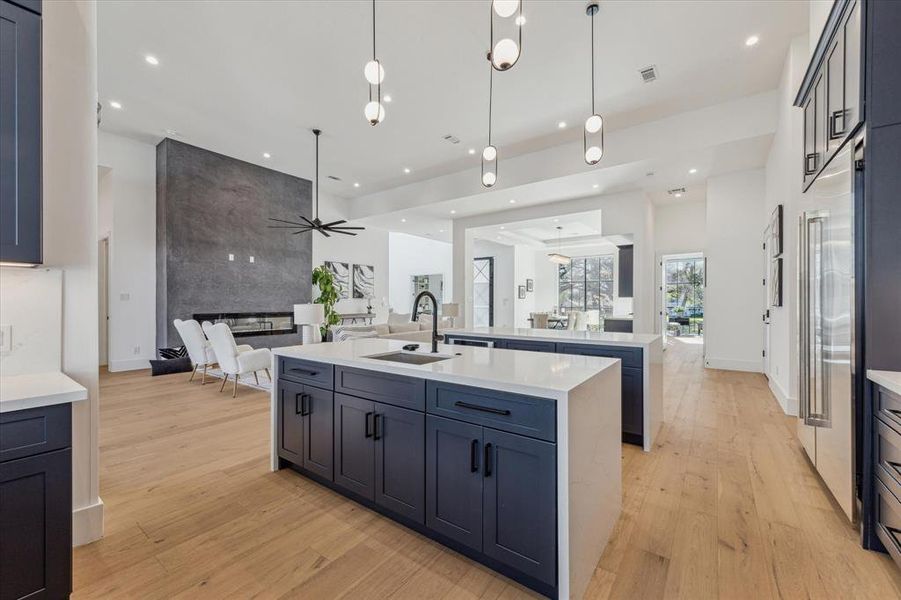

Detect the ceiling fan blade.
[
  {"left": 298, "top": 215, "right": 316, "bottom": 226},
  {"left": 331, "top": 226, "right": 366, "bottom": 230},
  {"left": 318, "top": 228, "right": 331, "bottom": 238},
  {"left": 268, "top": 225, "right": 309, "bottom": 229},
  {"left": 321, "top": 219, "right": 347, "bottom": 228},
  {"left": 269, "top": 218, "right": 307, "bottom": 226},
  {"left": 327, "top": 229, "right": 358, "bottom": 236},
  {"left": 290, "top": 229, "right": 313, "bottom": 235}
]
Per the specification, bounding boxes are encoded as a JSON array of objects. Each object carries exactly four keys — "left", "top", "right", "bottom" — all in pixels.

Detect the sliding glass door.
[{"left": 472, "top": 257, "right": 494, "bottom": 327}]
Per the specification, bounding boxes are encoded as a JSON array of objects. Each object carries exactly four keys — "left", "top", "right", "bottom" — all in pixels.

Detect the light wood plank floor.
[{"left": 74, "top": 341, "right": 901, "bottom": 599}]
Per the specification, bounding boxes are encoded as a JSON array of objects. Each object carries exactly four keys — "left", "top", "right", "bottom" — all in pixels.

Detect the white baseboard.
[
  {"left": 704, "top": 357, "right": 763, "bottom": 373},
  {"left": 73, "top": 498, "right": 104, "bottom": 546},
  {"left": 108, "top": 357, "right": 152, "bottom": 372},
  {"left": 768, "top": 377, "right": 798, "bottom": 416}
]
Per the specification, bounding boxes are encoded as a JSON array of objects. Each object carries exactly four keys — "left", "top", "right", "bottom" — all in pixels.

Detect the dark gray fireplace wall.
[{"left": 156, "top": 138, "right": 312, "bottom": 348}]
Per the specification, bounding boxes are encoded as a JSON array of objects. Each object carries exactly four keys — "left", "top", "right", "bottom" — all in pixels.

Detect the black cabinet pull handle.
[
  {"left": 470, "top": 439, "right": 480, "bottom": 472},
  {"left": 295, "top": 393, "right": 304, "bottom": 415},
  {"left": 484, "top": 443, "right": 493, "bottom": 477},
  {"left": 829, "top": 109, "right": 846, "bottom": 138},
  {"left": 805, "top": 152, "right": 818, "bottom": 175},
  {"left": 365, "top": 412, "right": 373, "bottom": 438},
  {"left": 290, "top": 368, "right": 318, "bottom": 377},
  {"left": 300, "top": 393, "right": 312, "bottom": 416},
  {"left": 373, "top": 413, "right": 382, "bottom": 440},
  {"left": 454, "top": 401, "right": 511, "bottom": 416}
]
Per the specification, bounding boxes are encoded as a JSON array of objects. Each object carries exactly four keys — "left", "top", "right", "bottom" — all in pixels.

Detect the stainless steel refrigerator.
[{"left": 798, "top": 140, "right": 860, "bottom": 522}]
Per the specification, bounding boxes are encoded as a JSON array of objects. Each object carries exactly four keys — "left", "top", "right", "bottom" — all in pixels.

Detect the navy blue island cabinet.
[
  {"left": 276, "top": 358, "right": 559, "bottom": 598},
  {"left": 0, "top": 0, "right": 43, "bottom": 265}
]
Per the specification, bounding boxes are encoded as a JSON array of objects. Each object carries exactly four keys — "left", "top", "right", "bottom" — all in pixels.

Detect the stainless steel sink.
[{"left": 363, "top": 351, "right": 456, "bottom": 365}]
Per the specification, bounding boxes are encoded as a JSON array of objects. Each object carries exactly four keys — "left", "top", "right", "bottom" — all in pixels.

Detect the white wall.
[
  {"left": 762, "top": 34, "right": 809, "bottom": 414},
  {"left": 311, "top": 198, "right": 390, "bottom": 323},
  {"left": 654, "top": 199, "right": 707, "bottom": 257},
  {"left": 705, "top": 169, "right": 766, "bottom": 372},
  {"left": 98, "top": 132, "right": 157, "bottom": 371},
  {"left": 387, "top": 232, "right": 453, "bottom": 315},
  {"left": 512, "top": 244, "right": 537, "bottom": 328}
]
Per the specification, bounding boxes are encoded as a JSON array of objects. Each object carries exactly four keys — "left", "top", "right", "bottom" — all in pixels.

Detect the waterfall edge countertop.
[
  {"left": 868, "top": 369, "right": 901, "bottom": 397},
  {"left": 0, "top": 372, "right": 88, "bottom": 413},
  {"left": 271, "top": 337, "right": 620, "bottom": 401}
]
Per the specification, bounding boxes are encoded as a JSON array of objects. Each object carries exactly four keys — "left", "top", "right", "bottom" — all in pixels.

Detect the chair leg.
[
  {"left": 254, "top": 371, "right": 260, "bottom": 386},
  {"left": 219, "top": 374, "right": 228, "bottom": 392},
  {"left": 233, "top": 374, "right": 239, "bottom": 398},
  {"left": 189, "top": 364, "right": 198, "bottom": 382},
  {"left": 201, "top": 364, "right": 207, "bottom": 385},
  {"left": 265, "top": 368, "right": 271, "bottom": 382}
]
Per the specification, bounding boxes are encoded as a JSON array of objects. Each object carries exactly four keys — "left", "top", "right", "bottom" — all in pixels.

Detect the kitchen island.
[
  {"left": 445, "top": 328, "right": 663, "bottom": 451},
  {"left": 270, "top": 338, "right": 622, "bottom": 599}
]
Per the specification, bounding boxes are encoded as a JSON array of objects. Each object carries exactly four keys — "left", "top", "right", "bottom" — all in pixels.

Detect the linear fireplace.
[{"left": 193, "top": 312, "right": 295, "bottom": 337}]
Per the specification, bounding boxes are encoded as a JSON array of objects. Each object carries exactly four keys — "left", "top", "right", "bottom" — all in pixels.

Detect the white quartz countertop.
[
  {"left": 449, "top": 327, "right": 661, "bottom": 348},
  {"left": 869, "top": 370, "right": 901, "bottom": 397},
  {"left": 0, "top": 372, "right": 88, "bottom": 413},
  {"left": 272, "top": 338, "right": 619, "bottom": 399}
]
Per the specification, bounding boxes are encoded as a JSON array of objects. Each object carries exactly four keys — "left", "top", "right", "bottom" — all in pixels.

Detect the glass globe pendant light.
[
  {"left": 489, "top": 0, "right": 523, "bottom": 71},
  {"left": 584, "top": 3, "right": 603, "bottom": 165},
  {"left": 363, "top": 0, "right": 385, "bottom": 125},
  {"left": 481, "top": 61, "right": 497, "bottom": 188}
]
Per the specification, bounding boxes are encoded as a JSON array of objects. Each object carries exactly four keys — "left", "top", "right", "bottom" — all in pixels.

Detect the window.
[
  {"left": 664, "top": 257, "right": 704, "bottom": 335},
  {"left": 558, "top": 255, "right": 615, "bottom": 325}
]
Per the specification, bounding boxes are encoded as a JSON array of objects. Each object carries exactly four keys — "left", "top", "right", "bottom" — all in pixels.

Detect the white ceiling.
[
  {"left": 98, "top": 0, "right": 807, "bottom": 200},
  {"left": 472, "top": 210, "right": 604, "bottom": 247}
]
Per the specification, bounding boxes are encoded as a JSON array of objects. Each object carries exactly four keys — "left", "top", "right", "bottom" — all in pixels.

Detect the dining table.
[{"left": 527, "top": 314, "right": 569, "bottom": 329}]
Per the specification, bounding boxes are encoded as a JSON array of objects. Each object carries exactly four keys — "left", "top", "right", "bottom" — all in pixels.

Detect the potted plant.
[{"left": 312, "top": 265, "right": 341, "bottom": 340}]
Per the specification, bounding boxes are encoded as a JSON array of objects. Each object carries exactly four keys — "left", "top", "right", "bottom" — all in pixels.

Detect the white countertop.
[
  {"left": 449, "top": 327, "right": 660, "bottom": 348},
  {"left": 273, "top": 338, "right": 619, "bottom": 399},
  {"left": 0, "top": 372, "right": 88, "bottom": 413},
  {"left": 869, "top": 370, "right": 901, "bottom": 397}
]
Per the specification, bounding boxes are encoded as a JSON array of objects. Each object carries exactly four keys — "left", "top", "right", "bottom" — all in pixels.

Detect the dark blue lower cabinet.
[
  {"left": 621, "top": 367, "right": 644, "bottom": 440},
  {"left": 302, "top": 385, "right": 334, "bottom": 481},
  {"left": 482, "top": 428, "right": 557, "bottom": 586},
  {"left": 278, "top": 380, "right": 306, "bottom": 465},
  {"left": 374, "top": 403, "right": 425, "bottom": 524},
  {"left": 501, "top": 339, "right": 556, "bottom": 353},
  {"left": 334, "top": 393, "right": 375, "bottom": 500},
  {"left": 426, "top": 415, "right": 484, "bottom": 552}
]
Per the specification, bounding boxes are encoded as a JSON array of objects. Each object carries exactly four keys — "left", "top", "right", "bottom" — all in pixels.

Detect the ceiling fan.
[{"left": 269, "top": 129, "right": 365, "bottom": 237}]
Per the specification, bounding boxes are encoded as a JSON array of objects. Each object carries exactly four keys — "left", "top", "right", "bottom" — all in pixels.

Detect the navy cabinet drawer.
[
  {"left": 875, "top": 478, "right": 901, "bottom": 569},
  {"left": 335, "top": 366, "right": 425, "bottom": 412},
  {"left": 555, "top": 343, "right": 643, "bottom": 369},
  {"left": 877, "top": 417, "right": 901, "bottom": 502},
  {"left": 501, "top": 339, "right": 556, "bottom": 353},
  {"left": 427, "top": 381, "right": 555, "bottom": 442},
  {"left": 0, "top": 404, "right": 71, "bottom": 463},
  {"left": 877, "top": 385, "right": 901, "bottom": 430},
  {"left": 279, "top": 357, "right": 334, "bottom": 389}
]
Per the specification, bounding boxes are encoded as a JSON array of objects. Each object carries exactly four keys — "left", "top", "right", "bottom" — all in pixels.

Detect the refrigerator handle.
[{"left": 805, "top": 215, "right": 831, "bottom": 428}]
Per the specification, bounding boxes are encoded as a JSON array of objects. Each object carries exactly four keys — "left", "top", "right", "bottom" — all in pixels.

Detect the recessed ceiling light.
[
  {"left": 509, "top": 199, "right": 516, "bottom": 204},
  {"left": 109, "top": 100, "right": 122, "bottom": 109},
  {"left": 401, "top": 218, "right": 407, "bottom": 223},
  {"left": 553, "top": 218, "right": 559, "bottom": 222},
  {"left": 353, "top": 182, "right": 360, "bottom": 188},
  {"left": 500, "top": 226, "right": 505, "bottom": 230},
  {"left": 450, "top": 210, "right": 457, "bottom": 214},
  {"left": 403, "top": 168, "right": 411, "bottom": 174},
  {"left": 263, "top": 152, "right": 271, "bottom": 159},
  {"left": 592, "top": 183, "right": 599, "bottom": 189},
  {"left": 468, "top": 148, "right": 476, "bottom": 155},
  {"left": 144, "top": 54, "right": 159, "bottom": 66},
  {"left": 557, "top": 121, "right": 567, "bottom": 129},
  {"left": 675, "top": 193, "right": 683, "bottom": 198},
  {"left": 383, "top": 94, "right": 392, "bottom": 103},
  {"left": 745, "top": 35, "right": 759, "bottom": 47},
  {"left": 515, "top": 15, "right": 526, "bottom": 26},
  {"left": 439, "top": 229, "right": 445, "bottom": 233},
  {"left": 689, "top": 168, "right": 697, "bottom": 174}
]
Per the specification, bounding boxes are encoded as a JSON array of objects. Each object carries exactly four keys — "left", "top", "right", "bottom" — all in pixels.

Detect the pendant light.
[
  {"left": 584, "top": 3, "right": 604, "bottom": 165},
  {"left": 364, "top": 0, "right": 385, "bottom": 125},
  {"left": 268, "top": 129, "right": 365, "bottom": 237},
  {"left": 489, "top": 0, "right": 523, "bottom": 71},
  {"left": 481, "top": 60, "right": 497, "bottom": 188},
  {"left": 548, "top": 226, "right": 571, "bottom": 264}
]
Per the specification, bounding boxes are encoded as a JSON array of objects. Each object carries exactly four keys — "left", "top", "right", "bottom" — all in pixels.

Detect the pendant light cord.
[
  {"left": 314, "top": 130, "right": 319, "bottom": 219},
  {"left": 369, "top": 0, "right": 380, "bottom": 107},
  {"left": 590, "top": 10, "right": 595, "bottom": 114},
  {"left": 488, "top": 62, "right": 493, "bottom": 145}
]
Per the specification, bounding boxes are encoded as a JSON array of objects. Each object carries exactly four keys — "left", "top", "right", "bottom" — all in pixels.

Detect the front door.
[{"left": 472, "top": 257, "right": 494, "bottom": 327}]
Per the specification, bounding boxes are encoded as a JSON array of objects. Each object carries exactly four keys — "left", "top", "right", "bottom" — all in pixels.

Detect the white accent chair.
[
  {"left": 206, "top": 323, "right": 272, "bottom": 397},
  {"left": 173, "top": 319, "right": 219, "bottom": 384},
  {"left": 566, "top": 311, "right": 589, "bottom": 331}
]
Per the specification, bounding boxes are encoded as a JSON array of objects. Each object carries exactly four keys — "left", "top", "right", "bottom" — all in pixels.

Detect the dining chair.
[
  {"left": 567, "top": 311, "right": 589, "bottom": 331},
  {"left": 205, "top": 323, "right": 273, "bottom": 398},
  {"left": 530, "top": 312, "right": 549, "bottom": 328}
]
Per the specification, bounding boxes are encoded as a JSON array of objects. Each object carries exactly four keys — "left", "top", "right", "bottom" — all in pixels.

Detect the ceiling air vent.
[
  {"left": 327, "top": 175, "right": 342, "bottom": 181},
  {"left": 667, "top": 187, "right": 686, "bottom": 195},
  {"left": 639, "top": 65, "right": 658, "bottom": 83},
  {"left": 442, "top": 134, "right": 461, "bottom": 145}
]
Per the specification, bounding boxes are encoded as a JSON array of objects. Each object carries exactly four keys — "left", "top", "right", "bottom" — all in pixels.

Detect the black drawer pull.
[
  {"left": 289, "top": 367, "right": 319, "bottom": 377},
  {"left": 484, "top": 443, "right": 493, "bottom": 477},
  {"left": 295, "top": 393, "right": 304, "bottom": 415},
  {"left": 805, "top": 152, "right": 819, "bottom": 174},
  {"left": 829, "top": 109, "right": 846, "bottom": 138},
  {"left": 365, "top": 412, "right": 373, "bottom": 438},
  {"left": 454, "top": 401, "right": 511, "bottom": 416},
  {"left": 300, "top": 394, "right": 312, "bottom": 416},
  {"left": 373, "top": 413, "right": 382, "bottom": 441},
  {"left": 470, "top": 439, "right": 480, "bottom": 472}
]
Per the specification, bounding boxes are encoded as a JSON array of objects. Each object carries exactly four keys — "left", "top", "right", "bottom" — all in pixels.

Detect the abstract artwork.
[
  {"left": 353, "top": 264, "right": 375, "bottom": 299},
  {"left": 526, "top": 278, "right": 534, "bottom": 292},
  {"left": 324, "top": 261, "right": 350, "bottom": 299}
]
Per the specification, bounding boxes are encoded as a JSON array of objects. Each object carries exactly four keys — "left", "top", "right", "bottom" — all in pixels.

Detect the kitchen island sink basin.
[{"left": 363, "top": 351, "right": 456, "bottom": 365}]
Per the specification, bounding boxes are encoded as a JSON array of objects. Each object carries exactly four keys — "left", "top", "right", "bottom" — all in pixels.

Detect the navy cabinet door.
[
  {"left": 502, "top": 339, "right": 555, "bottom": 353},
  {"left": 426, "top": 415, "right": 483, "bottom": 552},
  {"left": 277, "top": 380, "right": 305, "bottom": 465},
  {"left": 302, "top": 385, "right": 334, "bottom": 481},
  {"left": 0, "top": 448, "right": 71, "bottom": 600},
  {"left": 374, "top": 402, "right": 425, "bottom": 523},
  {"left": 482, "top": 428, "right": 557, "bottom": 586},
  {"left": 622, "top": 367, "right": 644, "bottom": 439},
  {"left": 0, "top": 1, "right": 42, "bottom": 264},
  {"left": 334, "top": 393, "right": 375, "bottom": 500}
]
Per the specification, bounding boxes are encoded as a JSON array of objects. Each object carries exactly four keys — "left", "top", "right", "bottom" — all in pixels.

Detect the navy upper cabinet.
[{"left": 0, "top": 0, "right": 42, "bottom": 264}]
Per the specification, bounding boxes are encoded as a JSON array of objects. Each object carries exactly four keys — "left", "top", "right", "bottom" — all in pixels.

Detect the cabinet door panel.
[
  {"left": 482, "top": 428, "right": 556, "bottom": 586},
  {"left": 622, "top": 367, "right": 645, "bottom": 439},
  {"left": 426, "top": 415, "right": 483, "bottom": 551},
  {"left": 502, "top": 339, "right": 555, "bottom": 353},
  {"left": 278, "top": 380, "right": 305, "bottom": 464},
  {"left": 0, "top": 449, "right": 71, "bottom": 600},
  {"left": 842, "top": 0, "right": 861, "bottom": 131},
  {"left": 0, "top": 2, "right": 41, "bottom": 264},
  {"left": 334, "top": 393, "right": 374, "bottom": 500},
  {"left": 826, "top": 28, "right": 845, "bottom": 151},
  {"left": 374, "top": 403, "right": 425, "bottom": 523},
  {"left": 302, "top": 385, "right": 334, "bottom": 481}
]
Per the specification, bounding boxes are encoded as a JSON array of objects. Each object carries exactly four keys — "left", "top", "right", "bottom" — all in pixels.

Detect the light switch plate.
[
  {"left": 0, "top": 324, "right": 11, "bottom": 353},
  {"left": 249, "top": 256, "right": 255, "bottom": 263}
]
